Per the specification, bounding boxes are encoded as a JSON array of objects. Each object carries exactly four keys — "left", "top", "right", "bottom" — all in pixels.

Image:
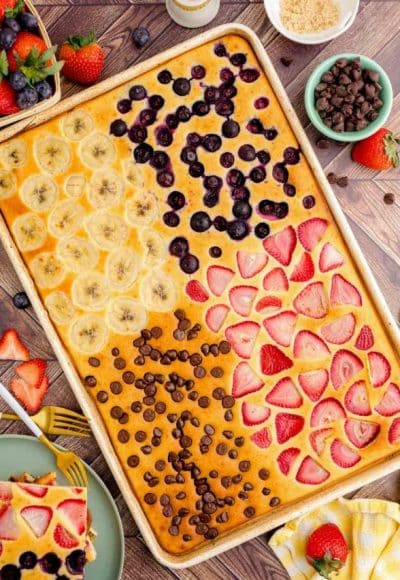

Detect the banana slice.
[
  {"left": 35, "top": 135, "right": 71, "bottom": 175},
  {"left": 80, "top": 132, "right": 116, "bottom": 169},
  {"left": 48, "top": 201, "right": 85, "bottom": 239},
  {"left": 85, "top": 210, "right": 129, "bottom": 250},
  {"left": 0, "top": 139, "right": 27, "bottom": 168},
  {"left": 62, "top": 109, "right": 94, "bottom": 141},
  {"left": 125, "top": 191, "right": 158, "bottom": 227},
  {"left": 30, "top": 252, "right": 65, "bottom": 289},
  {"left": 71, "top": 272, "right": 110, "bottom": 311},
  {"left": 140, "top": 270, "right": 178, "bottom": 312},
  {"left": 69, "top": 313, "right": 109, "bottom": 354},
  {"left": 64, "top": 174, "right": 86, "bottom": 198},
  {"left": 106, "top": 247, "right": 140, "bottom": 291},
  {"left": 106, "top": 296, "right": 148, "bottom": 335},
  {"left": 12, "top": 213, "right": 47, "bottom": 252},
  {"left": 0, "top": 169, "right": 16, "bottom": 199},
  {"left": 88, "top": 169, "right": 125, "bottom": 209},
  {"left": 139, "top": 228, "right": 167, "bottom": 266},
  {"left": 57, "top": 237, "right": 99, "bottom": 273},
  {"left": 122, "top": 159, "right": 144, "bottom": 189},
  {"left": 20, "top": 175, "right": 58, "bottom": 212},
  {"left": 45, "top": 291, "right": 76, "bottom": 325}
]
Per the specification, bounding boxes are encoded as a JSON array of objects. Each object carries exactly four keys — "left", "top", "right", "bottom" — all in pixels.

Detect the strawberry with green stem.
[
  {"left": 352, "top": 128, "right": 400, "bottom": 170},
  {"left": 59, "top": 31, "right": 104, "bottom": 85},
  {"left": 306, "top": 523, "right": 348, "bottom": 579}
]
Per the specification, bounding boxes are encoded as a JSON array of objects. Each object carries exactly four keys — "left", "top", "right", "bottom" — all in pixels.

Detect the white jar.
[{"left": 166, "top": 0, "right": 220, "bottom": 28}]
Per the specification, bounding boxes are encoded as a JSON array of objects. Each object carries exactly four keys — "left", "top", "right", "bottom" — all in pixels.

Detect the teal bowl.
[{"left": 305, "top": 53, "right": 393, "bottom": 143}]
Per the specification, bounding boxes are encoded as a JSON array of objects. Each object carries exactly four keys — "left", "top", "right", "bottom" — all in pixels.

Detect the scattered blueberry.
[
  {"left": 276, "top": 202, "right": 289, "bottom": 219},
  {"left": 254, "top": 97, "right": 269, "bottom": 109},
  {"left": 186, "top": 132, "right": 201, "bottom": 146},
  {"left": 150, "top": 150, "right": 169, "bottom": 169},
  {"left": 110, "top": 119, "right": 127, "bottom": 137},
  {"left": 220, "top": 68, "right": 235, "bottom": 82},
  {"left": 66, "top": 550, "right": 86, "bottom": 576},
  {"left": 240, "top": 68, "right": 260, "bottom": 83},
  {"left": 227, "top": 219, "right": 249, "bottom": 240},
  {"left": 117, "top": 98, "right": 132, "bottom": 114},
  {"left": 129, "top": 85, "right": 147, "bottom": 100},
  {"left": 220, "top": 152, "right": 234, "bottom": 168},
  {"left": 189, "top": 161, "right": 204, "bottom": 178},
  {"left": 232, "top": 200, "right": 252, "bottom": 220},
  {"left": 35, "top": 80, "right": 52, "bottom": 100},
  {"left": 215, "top": 98, "right": 234, "bottom": 117},
  {"left": 134, "top": 143, "right": 153, "bottom": 163},
  {"left": 213, "top": 216, "right": 228, "bottom": 231},
  {"left": 219, "top": 83, "right": 237, "bottom": 99},
  {"left": 18, "top": 12, "right": 38, "bottom": 31},
  {"left": 209, "top": 246, "right": 222, "bottom": 258},
  {"left": 40, "top": 553, "right": 61, "bottom": 574},
  {"left": 222, "top": 119, "right": 240, "bottom": 138},
  {"left": 246, "top": 118, "right": 263, "bottom": 134},
  {"left": 192, "top": 100, "right": 209, "bottom": 116},
  {"left": 128, "top": 125, "right": 147, "bottom": 143},
  {"left": 157, "top": 170, "right": 174, "bottom": 187},
  {"left": 191, "top": 65, "right": 206, "bottom": 79},
  {"left": 265, "top": 127, "right": 278, "bottom": 140},
  {"left": 202, "top": 134, "right": 222, "bottom": 153},
  {"left": 272, "top": 163, "right": 289, "bottom": 183},
  {"left": 303, "top": 195, "right": 316, "bottom": 209},
  {"left": 132, "top": 27, "right": 150, "bottom": 48},
  {"left": 214, "top": 43, "right": 227, "bottom": 57},
  {"left": 255, "top": 222, "right": 270, "bottom": 239},
  {"left": 203, "top": 191, "right": 219, "bottom": 208},
  {"left": 156, "top": 126, "right": 173, "bottom": 147},
  {"left": 258, "top": 199, "right": 276, "bottom": 216},
  {"left": 16, "top": 87, "right": 38, "bottom": 109},
  {"left": 19, "top": 551, "right": 37, "bottom": 569},
  {"left": 238, "top": 144, "right": 256, "bottom": 161},
  {"left": 0, "top": 564, "right": 20, "bottom": 580},
  {"left": 257, "top": 149, "right": 271, "bottom": 165},
  {"left": 180, "top": 146, "right": 197, "bottom": 165},
  {"left": 249, "top": 166, "right": 266, "bottom": 183},
  {"left": 283, "top": 147, "right": 301, "bottom": 165},
  {"left": 157, "top": 69, "right": 172, "bottom": 84},
  {"left": 169, "top": 237, "right": 189, "bottom": 257},
  {"left": 166, "top": 114, "right": 178, "bottom": 129},
  {"left": 163, "top": 211, "right": 180, "bottom": 227},
  {"left": 231, "top": 186, "right": 250, "bottom": 201},
  {"left": 283, "top": 183, "right": 296, "bottom": 197},
  {"left": 148, "top": 94, "right": 164, "bottom": 110},
  {"left": 172, "top": 77, "right": 191, "bottom": 96},
  {"left": 4, "top": 18, "right": 20, "bottom": 33},
  {"left": 139, "top": 108, "right": 157, "bottom": 126},
  {"left": 167, "top": 190, "right": 186, "bottom": 210},
  {"left": 9, "top": 71, "right": 26, "bottom": 91},
  {"left": 180, "top": 253, "right": 199, "bottom": 274},
  {"left": 203, "top": 175, "right": 222, "bottom": 191},
  {"left": 190, "top": 211, "right": 212, "bottom": 233},
  {"left": 204, "top": 86, "right": 219, "bottom": 104},
  {"left": 230, "top": 53, "right": 246, "bottom": 67},
  {"left": 226, "top": 168, "right": 245, "bottom": 187},
  {"left": 176, "top": 105, "right": 191, "bottom": 122},
  {"left": 0, "top": 27, "right": 16, "bottom": 50}
]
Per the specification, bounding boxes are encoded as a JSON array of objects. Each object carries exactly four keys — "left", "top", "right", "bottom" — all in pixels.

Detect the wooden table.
[{"left": 0, "top": 1, "right": 399, "bottom": 578}]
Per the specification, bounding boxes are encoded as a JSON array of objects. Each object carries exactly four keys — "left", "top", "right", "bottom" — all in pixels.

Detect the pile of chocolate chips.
[{"left": 315, "top": 57, "right": 383, "bottom": 132}]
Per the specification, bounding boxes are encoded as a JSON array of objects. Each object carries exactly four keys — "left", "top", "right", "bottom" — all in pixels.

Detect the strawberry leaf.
[
  {"left": 66, "top": 31, "right": 96, "bottom": 50},
  {"left": 17, "top": 44, "right": 63, "bottom": 85},
  {"left": 308, "top": 551, "right": 345, "bottom": 579},
  {"left": 384, "top": 131, "right": 400, "bottom": 168},
  {"left": 0, "top": 50, "right": 9, "bottom": 82},
  {"left": 5, "top": 0, "right": 24, "bottom": 17}
]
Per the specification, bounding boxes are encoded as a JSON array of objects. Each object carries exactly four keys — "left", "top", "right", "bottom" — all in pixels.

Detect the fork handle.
[
  {"left": 0, "top": 412, "right": 20, "bottom": 422},
  {"left": 0, "top": 382, "right": 42, "bottom": 438}
]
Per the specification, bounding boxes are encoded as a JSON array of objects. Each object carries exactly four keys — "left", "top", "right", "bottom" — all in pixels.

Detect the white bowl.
[{"left": 264, "top": 0, "right": 359, "bottom": 45}]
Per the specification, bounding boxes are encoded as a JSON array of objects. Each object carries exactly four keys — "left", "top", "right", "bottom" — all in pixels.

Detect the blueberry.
[
  {"left": 150, "top": 150, "right": 169, "bottom": 169},
  {"left": 163, "top": 211, "right": 180, "bottom": 227},
  {"left": 240, "top": 68, "right": 260, "bottom": 83},
  {"left": 132, "top": 27, "right": 150, "bottom": 48},
  {"left": 259, "top": 199, "right": 276, "bottom": 216},
  {"left": 169, "top": 236, "right": 189, "bottom": 257},
  {"left": 180, "top": 253, "right": 199, "bottom": 274},
  {"left": 157, "top": 170, "right": 174, "bottom": 187},
  {"left": 9, "top": 71, "right": 26, "bottom": 91},
  {"left": 166, "top": 114, "right": 178, "bottom": 129},
  {"left": 16, "top": 87, "right": 38, "bottom": 109},
  {"left": 0, "top": 27, "right": 16, "bottom": 50},
  {"left": 156, "top": 126, "right": 173, "bottom": 147},
  {"left": 227, "top": 219, "right": 249, "bottom": 240},
  {"left": 222, "top": 119, "right": 240, "bottom": 138},
  {"left": 180, "top": 147, "right": 197, "bottom": 165},
  {"left": 255, "top": 222, "right": 270, "bottom": 239},
  {"left": 303, "top": 195, "right": 316, "bottom": 209},
  {"left": 191, "top": 65, "right": 206, "bottom": 79},
  {"left": 202, "top": 134, "right": 222, "bottom": 153},
  {"left": 283, "top": 183, "right": 296, "bottom": 197},
  {"left": 4, "top": 18, "right": 20, "bottom": 33},
  {"left": 134, "top": 143, "right": 153, "bottom": 163},
  {"left": 230, "top": 53, "right": 247, "bottom": 67},
  {"left": 190, "top": 211, "right": 212, "bottom": 232},
  {"left": 219, "top": 83, "right": 237, "bottom": 99},
  {"left": 192, "top": 100, "right": 209, "bottom": 116},
  {"left": 249, "top": 166, "right": 266, "bottom": 183},
  {"left": 226, "top": 168, "right": 245, "bottom": 188},
  {"left": 220, "top": 152, "right": 234, "bottom": 168},
  {"left": 203, "top": 191, "right": 219, "bottom": 208},
  {"left": 18, "top": 12, "right": 38, "bottom": 31},
  {"left": 40, "top": 553, "right": 61, "bottom": 574},
  {"left": 247, "top": 118, "right": 264, "bottom": 134},
  {"left": 35, "top": 80, "right": 52, "bottom": 100},
  {"left": 265, "top": 127, "right": 278, "bottom": 140},
  {"left": 209, "top": 246, "right": 222, "bottom": 258},
  {"left": 128, "top": 125, "right": 147, "bottom": 143},
  {"left": 129, "top": 85, "right": 147, "bottom": 100},
  {"left": 0, "top": 565, "right": 20, "bottom": 580},
  {"left": 110, "top": 119, "right": 127, "bottom": 137},
  {"left": 213, "top": 216, "right": 228, "bottom": 231},
  {"left": 186, "top": 132, "right": 201, "bottom": 146},
  {"left": 66, "top": 550, "right": 86, "bottom": 575},
  {"left": 148, "top": 94, "right": 164, "bottom": 110},
  {"left": 157, "top": 69, "right": 172, "bottom": 84},
  {"left": 254, "top": 97, "right": 269, "bottom": 109},
  {"left": 276, "top": 202, "right": 289, "bottom": 219},
  {"left": 189, "top": 161, "right": 204, "bottom": 178},
  {"left": 231, "top": 186, "right": 250, "bottom": 201},
  {"left": 257, "top": 150, "right": 271, "bottom": 165},
  {"left": 117, "top": 98, "right": 132, "bottom": 114},
  {"left": 172, "top": 77, "right": 191, "bottom": 96},
  {"left": 19, "top": 551, "right": 37, "bottom": 569},
  {"left": 283, "top": 147, "right": 301, "bottom": 165},
  {"left": 220, "top": 68, "right": 234, "bottom": 82},
  {"left": 272, "top": 163, "right": 289, "bottom": 183},
  {"left": 232, "top": 200, "right": 252, "bottom": 220},
  {"left": 204, "top": 86, "right": 219, "bottom": 104},
  {"left": 176, "top": 105, "right": 191, "bottom": 122},
  {"left": 214, "top": 43, "right": 227, "bottom": 57},
  {"left": 203, "top": 175, "right": 222, "bottom": 191},
  {"left": 139, "top": 108, "right": 157, "bottom": 126},
  {"left": 167, "top": 191, "right": 185, "bottom": 210},
  {"left": 238, "top": 144, "right": 256, "bottom": 161},
  {"left": 215, "top": 98, "right": 234, "bottom": 117}
]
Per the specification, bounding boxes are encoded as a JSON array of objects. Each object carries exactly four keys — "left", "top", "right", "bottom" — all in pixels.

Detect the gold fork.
[
  {"left": 0, "top": 405, "right": 91, "bottom": 437},
  {"left": 0, "top": 382, "right": 89, "bottom": 488}
]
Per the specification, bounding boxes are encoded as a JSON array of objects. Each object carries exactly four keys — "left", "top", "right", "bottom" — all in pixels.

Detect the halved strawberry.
[
  {"left": 18, "top": 483, "right": 48, "bottom": 498},
  {"left": 266, "top": 377, "right": 303, "bottom": 408},
  {"left": 260, "top": 344, "right": 293, "bottom": 375},
  {"left": 344, "top": 381, "right": 371, "bottom": 416},
  {"left": 375, "top": 383, "right": 400, "bottom": 416},
  {"left": 15, "top": 359, "right": 47, "bottom": 389},
  {"left": 0, "top": 505, "right": 18, "bottom": 540},
  {"left": 207, "top": 265, "right": 234, "bottom": 296},
  {"left": 186, "top": 280, "right": 209, "bottom": 302},
  {"left": 225, "top": 321, "right": 260, "bottom": 359},
  {"left": 57, "top": 499, "right": 86, "bottom": 536},
  {"left": 310, "top": 398, "right": 346, "bottom": 427},
  {"left": 298, "top": 369, "right": 329, "bottom": 402},
  {"left": 298, "top": 218, "right": 328, "bottom": 251},
  {"left": 263, "top": 311, "right": 297, "bottom": 347},
  {"left": 263, "top": 225, "right": 296, "bottom": 266},
  {"left": 241, "top": 402, "right": 270, "bottom": 426},
  {"left": 10, "top": 375, "right": 49, "bottom": 414},
  {"left": 368, "top": 351, "right": 390, "bottom": 387},
  {"left": 330, "top": 274, "right": 362, "bottom": 307},
  {"left": 275, "top": 412, "right": 304, "bottom": 444},
  {"left": 54, "top": 523, "right": 79, "bottom": 549},
  {"left": 205, "top": 304, "right": 229, "bottom": 333},
  {"left": 310, "top": 428, "right": 333, "bottom": 456},
  {"left": 232, "top": 362, "right": 264, "bottom": 398},
  {"left": 293, "top": 282, "right": 328, "bottom": 319},
  {"left": 344, "top": 419, "right": 380, "bottom": 448},
  {"left": 21, "top": 506, "right": 52, "bottom": 538},
  {"left": 229, "top": 285, "right": 257, "bottom": 317},
  {"left": 290, "top": 252, "right": 314, "bottom": 282},
  {"left": 296, "top": 456, "right": 330, "bottom": 485},
  {"left": 319, "top": 242, "right": 344, "bottom": 273},
  {"left": 355, "top": 325, "right": 374, "bottom": 350},
  {"left": 263, "top": 267, "right": 289, "bottom": 292},
  {"left": 321, "top": 313, "right": 355, "bottom": 345},
  {"left": 330, "top": 439, "right": 361, "bottom": 468},
  {"left": 250, "top": 427, "right": 271, "bottom": 449},
  {"left": 0, "top": 329, "right": 29, "bottom": 361},
  {"left": 277, "top": 447, "right": 301, "bottom": 475},
  {"left": 255, "top": 296, "right": 282, "bottom": 314},
  {"left": 388, "top": 418, "right": 400, "bottom": 444},
  {"left": 237, "top": 251, "right": 268, "bottom": 279},
  {"left": 293, "top": 330, "right": 330, "bottom": 360},
  {"left": 0, "top": 483, "right": 12, "bottom": 502},
  {"left": 331, "top": 349, "right": 363, "bottom": 390}
]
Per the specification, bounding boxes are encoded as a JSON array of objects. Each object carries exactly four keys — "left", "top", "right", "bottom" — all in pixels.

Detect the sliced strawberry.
[
  {"left": 232, "top": 362, "right": 264, "bottom": 398},
  {"left": 237, "top": 251, "right": 268, "bottom": 279},
  {"left": 255, "top": 296, "right": 282, "bottom": 314},
  {"left": 18, "top": 483, "right": 48, "bottom": 498},
  {"left": 57, "top": 499, "right": 86, "bottom": 536},
  {"left": 263, "top": 267, "right": 289, "bottom": 292},
  {"left": 298, "top": 218, "right": 328, "bottom": 251},
  {"left": 293, "top": 330, "right": 330, "bottom": 360},
  {"left": 375, "top": 383, "right": 400, "bottom": 416},
  {"left": 330, "top": 274, "right": 362, "bottom": 307},
  {"left": 310, "top": 398, "right": 346, "bottom": 427},
  {"left": 205, "top": 304, "right": 229, "bottom": 333},
  {"left": 186, "top": 280, "right": 209, "bottom": 303},
  {"left": 0, "top": 329, "right": 29, "bottom": 361},
  {"left": 296, "top": 456, "right": 330, "bottom": 485},
  {"left": 0, "top": 483, "right": 12, "bottom": 502},
  {"left": 388, "top": 418, "right": 400, "bottom": 444},
  {"left": 263, "top": 225, "right": 296, "bottom": 266},
  {"left": 225, "top": 321, "right": 260, "bottom": 359},
  {"left": 275, "top": 412, "right": 304, "bottom": 444},
  {"left": 290, "top": 252, "right": 314, "bottom": 282},
  {"left": 260, "top": 344, "right": 293, "bottom": 375},
  {"left": 15, "top": 359, "right": 47, "bottom": 389},
  {"left": 250, "top": 427, "right": 271, "bottom": 449},
  {"left": 263, "top": 311, "right": 297, "bottom": 347},
  {"left": 21, "top": 506, "right": 52, "bottom": 538},
  {"left": 11, "top": 375, "right": 49, "bottom": 414},
  {"left": 355, "top": 325, "right": 375, "bottom": 350},
  {"left": 54, "top": 523, "right": 79, "bottom": 549},
  {"left": 321, "top": 313, "right": 355, "bottom": 345},
  {"left": 266, "top": 377, "right": 303, "bottom": 408},
  {"left": 0, "top": 505, "right": 18, "bottom": 540},
  {"left": 293, "top": 282, "right": 328, "bottom": 319},
  {"left": 206, "top": 265, "right": 234, "bottom": 296},
  {"left": 241, "top": 402, "right": 270, "bottom": 426},
  {"left": 368, "top": 351, "right": 390, "bottom": 387},
  {"left": 319, "top": 242, "right": 345, "bottom": 273},
  {"left": 331, "top": 349, "right": 363, "bottom": 390},
  {"left": 277, "top": 447, "right": 301, "bottom": 475},
  {"left": 344, "top": 381, "right": 371, "bottom": 416},
  {"left": 298, "top": 369, "right": 329, "bottom": 402},
  {"left": 330, "top": 439, "right": 361, "bottom": 468},
  {"left": 229, "top": 285, "right": 257, "bottom": 317},
  {"left": 310, "top": 428, "right": 333, "bottom": 456},
  {"left": 344, "top": 419, "right": 380, "bottom": 449}
]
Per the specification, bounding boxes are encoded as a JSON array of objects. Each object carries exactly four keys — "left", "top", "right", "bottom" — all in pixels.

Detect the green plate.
[{"left": 0, "top": 435, "right": 124, "bottom": 580}]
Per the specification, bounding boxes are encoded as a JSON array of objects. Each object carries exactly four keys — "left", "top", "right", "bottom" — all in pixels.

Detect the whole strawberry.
[
  {"left": 352, "top": 128, "right": 400, "bottom": 170},
  {"left": 0, "top": 0, "right": 17, "bottom": 22},
  {"left": 59, "top": 31, "right": 104, "bottom": 85},
  {"left": 0, "top": 78, "right": 19, "bottom": 114},
  {"left": 7, "top": 31, "right": 47, "bottom": 72},
  {"left": 306, "top": 523, "right": 348, "bottom": 579}
]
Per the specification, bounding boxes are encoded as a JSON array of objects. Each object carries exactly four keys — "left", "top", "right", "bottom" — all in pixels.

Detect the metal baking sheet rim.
[{"left": 0, "top": 23, "right": 400, "bottom": 570}]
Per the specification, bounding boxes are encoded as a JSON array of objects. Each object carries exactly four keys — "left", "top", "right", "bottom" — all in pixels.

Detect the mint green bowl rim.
[{"left": 305, "top": 53, "right": 393, "bottom": 143}]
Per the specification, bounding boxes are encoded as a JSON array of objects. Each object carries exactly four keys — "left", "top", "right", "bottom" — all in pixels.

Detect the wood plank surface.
[{"left": 0, "top": 2, "right": 398, "bottom": 578}]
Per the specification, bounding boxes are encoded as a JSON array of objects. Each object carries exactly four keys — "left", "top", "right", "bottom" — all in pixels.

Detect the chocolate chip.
[
  {"left": 122, "top": 371, "right": 135, "bottom": 384},
  {"left": 239, "top": 460, "right": 250, "bottom": 472},
  {"left": 216, "top": 443, "right": 227, "bottom": 455},
  {"left": 316, "top": 138, "right": 330, "bottom": 149},
  {"left": 258, "top": 468, "right": 270, "bottom": 480},
  {"left": 180, "top": 435, "right": 192, "bottom": 448},
  {"left": 134, "top": 355, "right": 145, "bottom": 365},
  {"left": 178, "top": 349, "right": 189, "bottom": 361},
  {"left": 209, "top": 470, "right": 218, "bottom": 478},
  {"left": 155, "top": 460, "right": 166, "bottom": 471},
  {"left": 228, "top": 449, "right": 238, "bottom": 459},
  {"left": 167, "top": 413, "right": 177, "bottom": 423},
  {"left": 168, "top": 525, "right": 179, "bottom": 536},
  {"left": 160, "top": 355, "right": 171, "bottom": 365},
  {"left": 211, "top": 366, "right": 224, "bottom": 378},
  {"left": 111, "top": 347, "right": 120, "bottom": 356},
  {"left": 191, "top": 417, "right": 200, "bottom": 427},
  {"left": 163, "top": 504, "right": 173, "bottom": 517},
  {"left": 327, "top": 172, "right": 338, "bottom": 184},
  {"left": 133, "top": 337, "right": 145, "bottom": 347},
  {"left": 114, "top": 357, "right": 126, "bottom": 370},
  {"left": 176, "top": 473, "right": 185, "bottom": 483},
  {"left": 127, "top": 455, "right": 139, "bottom": 467},
  {"left": 143, "top": 409, "right": 155, "bottom": 422},
  {"left": 270, "top": 497, "right": 280, "bottom": 507},
  {"left": 280, "top": 56, "right": 293, "bottom": 67},
  {"left": 110, "top": 406, "right": 123, "bottom": 419},
  {"left": 97, "top": 390, "right": 108, "bottom": 403},
  {"left": 173, "top": 329, "right": 185, "bottom": 340},
  {"left": 232, "top": 474, "right": 242, "bottom": 484},
  {"left": 150, "top": 349, "right": 161, "bottom": 361},
  {"left": 179, "top": 318, "right": 191, "bottom": 331},
  {"left": 188, "top": 391, "right": 198, "bottom": 401},
  {"left": 225, "top": 496, "right": 235, "bottom": 506},
  {"left": 144, "top": 493, "right": 157, "bottom": 505},
  {"left": 160, "top": 493, "right": 170, "bottom": 506},
  {"left": 219, "top": 340, "right": 231, "bottom": 354},
  {"left": 244, "top": 482, "right": 253, "bottom": 491},
  {"left": 238, "top": 491, "right": 248, "bottom": 500},
  {"left": 224, "top": 410, "right": 233, "bottom": 421},
  {"left": 141, "top": 329, "right": 152, "bottom": 340},
  {"left": 244, "top": 506, "right": 255, "bottom": 518},
  {"left": 148, "top": 478, "right": 159, "bottom": 487},
  {"left": 135, "top": 431, "right": 146, "bottom": 442},
  {"left": 198, "top": 396, "right": 210, "bottom": 408},
  {"left": 143, "top": 396, "right": 155, "bottom": 406},
  {"left": 88, "top": 357, "right": 100, "bottom": 367},
  {"left": 174, "top": 308, "right": 185, "bottom": 320},
  {"left": 165, "top": 475, "right": 176, "bottom": 484},
  {"left": 176, "top": 492, "right": 186, "bottom": 500},
  {"left": 166, "top": 349, "right": 178, "bottom": 361},
  {"left": 118, "top": 429, "right": 130, "bottom": 443},
  {"left": 131, "top": 401, "right": 142, "bottom": 413},
  {"left": 141, "top": 445, "right": 152, "bottom": 455},
  {"left": 119, "top": 413, "right": 129, "bottom": 424},
  {"left": 140, "top": 344, "right": 152, "bottom": 356},
  {"left": 172, "top": 390, "right": 184, "bottom": 402},
  {"left": 384, "top": 193, "right": 395, "bottom": 205},
  {"left": 172, "top": 516, "right": 182, "bottom": 526},
  {"left": 221, "top": 476, "right": 232, "bottom": 488},
  {"left": 235, "top": 437, "right": 244, "bottom": 447},
  {"left": 205, "top": 528, "right": 218, "bottom": 540},
  {"left": 201, "top": 344, "right": 210, "bottom": 355},
  {"left": 262, "top": 487, "right": 271, "bottom": 496},
  {"left": 204, "top": 424, "right": 215, "bottom": 435},
  {"left": 223, "top": 430, "right": 233, "bottom": 439},
  {"left": 217, "top": 511, "right": 229, "bottom": 523},
  {"left": 212, "top": 387, "right": 225, "bottom": 400},
  {"left": 222, "top": 396, "right": 234, "bottom": 408},
  {"left": 110, "top": 381, "right": 122, "bottom": 394},
  {"left": 194, "top": 366, "right": 206, "bottom": 378},
  {"left": 151, "top": 326, "right": 162, "bottom": 338},
  {"left": 337, "top": 176, "right": 348, "bottom": 187},
  {"left": 84, "top": 375, "right": 97, "bottom": 387},
  {"left": 190, "top": 353, "right": 202, "bottom": 366},
  {"left": 183, "top": 534, "right": 192, "bottom": 542},
  {"left": 195, "top": 523, "right": 208, "bottom": 535}
]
